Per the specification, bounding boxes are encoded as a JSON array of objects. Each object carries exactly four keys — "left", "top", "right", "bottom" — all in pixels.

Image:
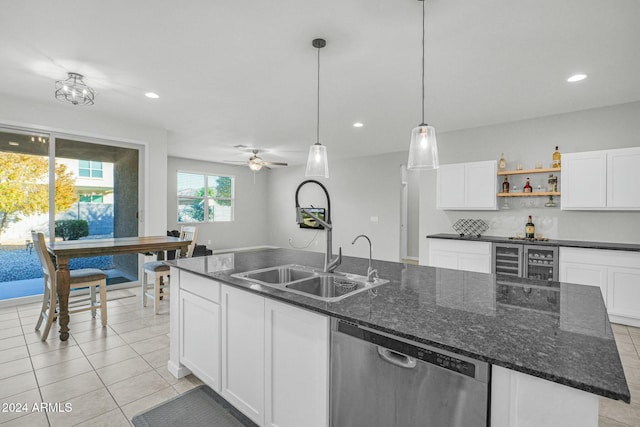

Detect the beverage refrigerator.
[{"left": 492, "top": 242, "right": 558, "bottom": 281}]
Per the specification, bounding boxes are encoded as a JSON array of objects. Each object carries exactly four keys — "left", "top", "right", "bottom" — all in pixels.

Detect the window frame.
[{"left": 176, "top": 170, "right": 235, "bottom": 224}]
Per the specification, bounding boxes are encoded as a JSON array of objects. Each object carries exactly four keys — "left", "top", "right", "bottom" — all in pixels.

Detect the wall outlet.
[
  {"left": 370, "top": 216, "right": 379, "bottom": 223},
  {"left": 207, "top": 239, "right": 211, "bottom": 245}
]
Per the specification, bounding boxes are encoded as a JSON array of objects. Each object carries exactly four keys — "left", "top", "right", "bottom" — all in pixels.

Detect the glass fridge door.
[
  {"left": 493, "top": 243, "right": 523, "bottom": 277},
  {"left": 524, "top": 245, "right": 559, "bottom": 281}
]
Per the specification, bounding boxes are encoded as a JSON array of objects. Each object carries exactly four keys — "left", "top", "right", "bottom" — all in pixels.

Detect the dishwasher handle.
[{"left": 377, "top": 347, "right": 417, "bottom": 369}]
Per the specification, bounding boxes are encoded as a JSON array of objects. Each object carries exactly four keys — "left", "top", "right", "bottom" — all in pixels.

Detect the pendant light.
[
  {"left": 305, "top": 38, "right": 329, "bottom": 178},
  {"left": 407, "top": 0, "right": 439, "bottom": 170}
]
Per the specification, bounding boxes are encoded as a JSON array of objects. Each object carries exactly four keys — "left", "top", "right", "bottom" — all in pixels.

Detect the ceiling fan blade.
[
  {"left": 222, "top": 160, "right": 249, "bottom": 165},
  {"left": 261, "top": 161, "right": 288, "bottom": 167}
]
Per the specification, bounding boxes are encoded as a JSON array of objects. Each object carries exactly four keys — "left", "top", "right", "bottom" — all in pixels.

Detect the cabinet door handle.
[{"left": 377, "top": 347, "right": 417, "bottom": 369}]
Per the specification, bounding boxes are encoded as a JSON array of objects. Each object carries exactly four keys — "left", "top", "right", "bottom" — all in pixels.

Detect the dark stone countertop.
[
  {"left": 167, "top": 247, "right": 630, "bottom": 403},
  {"left": 427, "top": 233, "right": 640, "bottom": 251}
]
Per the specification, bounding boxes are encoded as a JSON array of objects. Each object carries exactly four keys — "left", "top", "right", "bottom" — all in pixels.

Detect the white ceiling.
[{"left": 0, "top": 0, "right": 638, "bottom": 166}]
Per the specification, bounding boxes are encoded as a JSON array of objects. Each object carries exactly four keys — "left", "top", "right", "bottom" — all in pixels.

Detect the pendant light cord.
[
  {"left": 317, "top": 47, "right": 321, "bottom": 144},
  {"left": 421, "top": 0, "right": 425, "bottom": 125}
]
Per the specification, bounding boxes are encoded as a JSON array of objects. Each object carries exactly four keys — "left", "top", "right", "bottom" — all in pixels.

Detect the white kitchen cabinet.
[
  {"left": 607, "top": 148, "right": 640, "bottom": 208},
  {"left": 264, "top": 298, "right": 329, "bottom": 427},
  {"left": 179, "top": 289, "right": 220, "bottom": 391},
  {"left": 562, "top": 147, "right": 640, "bottom": 210},
  {"left": 427, "top": 238, "right": 492, "bottom": 273},
  {"left": 221, "top": 285, "right": 265, "bottom": 425},
  {"left": 491, "top": 365, "right": 598, "bottom": 427},
  {"left": 220, "top": 285, "right": 330, "bottom": 427},
  {"left": 560, "top": 247, "right": 640, "bottom": 326},
  {"left": 437, "top": 160, "right": 497, "bottom": 210}
]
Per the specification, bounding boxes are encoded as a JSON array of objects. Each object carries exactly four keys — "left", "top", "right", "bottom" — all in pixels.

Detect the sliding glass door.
[
  {"left": 0, "top": 129, "right": 52, "bottom": 300},
  {"left": 0, "top": 127, "right": 141, "bottom": 303}
]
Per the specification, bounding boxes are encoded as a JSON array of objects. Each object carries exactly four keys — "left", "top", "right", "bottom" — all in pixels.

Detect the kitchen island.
[{"left": 166, "top": 247, "right": 629, "bottom": 427}]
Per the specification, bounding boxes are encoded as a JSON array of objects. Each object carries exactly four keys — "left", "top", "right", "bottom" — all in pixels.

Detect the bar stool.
[
  {"left": 142, "top": 226, "right": 197, "bottom": 313},
  {"left": 31, "top": 232, "right": 108, "bottom": 341}
]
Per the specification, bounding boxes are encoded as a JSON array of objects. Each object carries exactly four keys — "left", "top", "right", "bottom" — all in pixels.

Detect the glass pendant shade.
[
  {"left": 407, "top": 124, "right": 439, "bottom": 170},
  {"left": 305, "top": 142, "right": 329, "bottom": 178}
]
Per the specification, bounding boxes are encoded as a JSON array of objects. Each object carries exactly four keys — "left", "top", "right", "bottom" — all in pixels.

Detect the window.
[
  {"left": 177, "top": 172, "right": 234, "bottom": 223},
  {"left": 79, "top": 195, "right": 104, "bottom": 203},
  {"left": 78, "top": 160, "right": 103, "bottom": 178}
]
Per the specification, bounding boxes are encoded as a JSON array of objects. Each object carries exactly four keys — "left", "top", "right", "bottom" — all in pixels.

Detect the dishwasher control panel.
[{"left": 337, "top": 321, "right": 477, "bottom": 379}]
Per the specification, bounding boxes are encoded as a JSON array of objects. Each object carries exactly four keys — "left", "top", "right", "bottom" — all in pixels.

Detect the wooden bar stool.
[{"left": 142, "top": 226, "right": 197, "bottom": 313}]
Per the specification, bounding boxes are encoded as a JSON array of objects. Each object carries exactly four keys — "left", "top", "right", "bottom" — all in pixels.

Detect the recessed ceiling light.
[
  {"left": 9, "top": 141, "right": 19, "bottom": 146},
  {"left": 145, "top": 92, "right": 160, "bottom": 99},
  {"left": 567, "top": 74, "right": 587, "bottom": 82},
  {"left": 353, "top": 122, "right": 364, "bottom": 128}
]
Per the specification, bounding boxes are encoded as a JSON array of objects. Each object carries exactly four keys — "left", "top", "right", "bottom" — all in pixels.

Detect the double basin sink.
[{"left": 230, "top": 264, "right": 388, "bottom": 302}]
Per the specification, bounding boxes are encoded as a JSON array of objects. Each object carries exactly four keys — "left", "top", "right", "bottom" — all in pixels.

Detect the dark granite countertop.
[
  {"left": 427, "top": 233, "right": 640, "bottom": 252},
  {"left": 167, "top": 247, "right": 630, "bottom": 403}
]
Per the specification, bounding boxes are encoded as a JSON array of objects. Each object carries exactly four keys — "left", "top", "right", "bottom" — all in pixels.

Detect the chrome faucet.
[
  {"left": 351, "top": 234, "right": 378, "bottom": 282},
  {"left": 295, "top": 179, "right": 342, "bottom": 273}
]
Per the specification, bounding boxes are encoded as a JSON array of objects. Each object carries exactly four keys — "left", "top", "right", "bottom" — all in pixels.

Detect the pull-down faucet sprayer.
[{"left": 295, "top": 179, "right": 341, "bottom": 273}]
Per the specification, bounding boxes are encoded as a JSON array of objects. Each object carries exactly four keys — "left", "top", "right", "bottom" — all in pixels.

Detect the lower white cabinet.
[
  {"left": 179, "top": 289, "right": 221, "bottom": 391},
  {"left": 427, "top": 238, "right": 492, "bottom": 274},
  {"left": 491, "top": 365, "right": 598, "bottom": 427},
  {"left": 220, "top": 284, "right": 330, "bottom": 427},
  {"left": 221, "top": 285, "right": 265, "bottom": 425},
  {"left": 264, "top": 298, "right": 329, "bottom": 427},
  {"left": 560, "top": 247, "right": 640, "bottom": 326}
]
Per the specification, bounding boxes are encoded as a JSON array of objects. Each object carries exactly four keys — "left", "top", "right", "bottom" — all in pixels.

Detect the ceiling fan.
[{"left": 224, "top": 149, "right": 288, "bottom": 171}]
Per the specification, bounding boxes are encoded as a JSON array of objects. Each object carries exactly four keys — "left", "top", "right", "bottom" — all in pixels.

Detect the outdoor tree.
[{"left": 0, "top": 153, "right": 77, "bottom": 242}]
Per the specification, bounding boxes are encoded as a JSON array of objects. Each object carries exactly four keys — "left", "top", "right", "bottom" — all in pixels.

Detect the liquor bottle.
[
  {"left": 498, "top": 153, "right": 507, "bottom": 171},
  {"left": 523, "top": 177, "right": 532, "bottom": 193},
  {"left": 525, "top": 215, "right": 535, "bottom": 239},
  {"left": 552, "top": 146, "right": 561, "bottom": 168},
  {"left": 502, "top": 176, "right": 510, "bottom": 193},
  {"left": 547, "top": 173, "right": 558, "bottom": 192}
]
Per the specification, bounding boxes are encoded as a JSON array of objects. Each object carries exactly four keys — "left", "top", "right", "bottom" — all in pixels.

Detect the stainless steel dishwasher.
[{"left": 331, "top": 320, "right": 490, "bottom": 427}]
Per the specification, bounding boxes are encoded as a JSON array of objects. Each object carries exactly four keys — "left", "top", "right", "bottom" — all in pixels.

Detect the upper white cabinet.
[
  {"left": 562, "top": 147, "right": 640, "bottom": 210},
  {"left": 427, "top": 238, "right": 493, "bottom": 274},
  {"left": 437, "top": 160, "right": 497, "bottom": 210}
]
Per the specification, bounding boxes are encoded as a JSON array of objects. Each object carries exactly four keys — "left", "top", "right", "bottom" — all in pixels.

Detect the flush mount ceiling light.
[
  {"left": 353, "top": 122, "right": 364, "bottom": 128},
  {"left": 54, "top": 72, "right": 95, "bottom": 106},
  {"left": 407, "top": 0, "right": 439, "bottom": 170},
  {"left": 567, "top": 74, "right": 587, "bottom": 82},
  {"left": 145, "top": 92, "right": 160, "bottom": 99},
  {"left": 305, "top": 38, "right": 330, "bottom": 178}
]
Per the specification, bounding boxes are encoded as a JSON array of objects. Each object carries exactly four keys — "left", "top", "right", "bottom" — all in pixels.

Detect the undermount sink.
[
  {"left": 230, "top": 264, "right": 388, "bottom": 302},
  {"left": 238, "top": 265, "right": 317, "bottom": 284}
]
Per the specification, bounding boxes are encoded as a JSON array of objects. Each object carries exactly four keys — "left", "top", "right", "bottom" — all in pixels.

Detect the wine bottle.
[
  {"left": 552, "top": 146, "right": 561, "bottom": 168},
  {"left": 525, "top": 215, "right": 535, "bottom": 239},
  {"left": 523, "top": 177, "right": 532, "bottom": 193},
  {"left": 502, "top": 176, "right": 510, "bottom": 193}
]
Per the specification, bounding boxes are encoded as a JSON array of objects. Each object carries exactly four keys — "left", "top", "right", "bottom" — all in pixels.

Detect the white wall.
[
  {"left": 266, "top": 152, "right": 407, "bottom": 263},
  {"left": 419, "top": 101, "right": 640, "bottom": 265},
  {"left": 166, "top": 157, "right": 269, "bottom": 250},
  {"left": 0, "top": 93, "right": 168, "bottom": 236}
]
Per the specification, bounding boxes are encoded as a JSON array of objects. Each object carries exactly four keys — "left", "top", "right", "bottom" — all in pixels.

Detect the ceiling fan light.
[
  {"left": 248, "top": 158, "right": 263, "bottom": 171},
  {"left": 305, "top": 143, "right": 329, "bottom": 178},
  {"left": 408, "top": 124, "right": 439, "bottom": 170}
]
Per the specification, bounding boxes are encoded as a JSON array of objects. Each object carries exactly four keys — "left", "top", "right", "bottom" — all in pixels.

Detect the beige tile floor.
[
  {"left": 0, "top": 288, "right": 203, "bottom": 427},
  {"left": 0, "top": 286, "right": 638, "bottom": 426}
]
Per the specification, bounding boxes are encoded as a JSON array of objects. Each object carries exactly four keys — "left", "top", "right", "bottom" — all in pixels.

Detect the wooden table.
[{"left": 46, "top": 236, "right": 190, "bottom": 341}]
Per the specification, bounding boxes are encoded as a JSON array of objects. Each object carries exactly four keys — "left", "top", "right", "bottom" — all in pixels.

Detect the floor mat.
[{"left": 132, "top": 385, "right": 257, "bottom": 427}]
